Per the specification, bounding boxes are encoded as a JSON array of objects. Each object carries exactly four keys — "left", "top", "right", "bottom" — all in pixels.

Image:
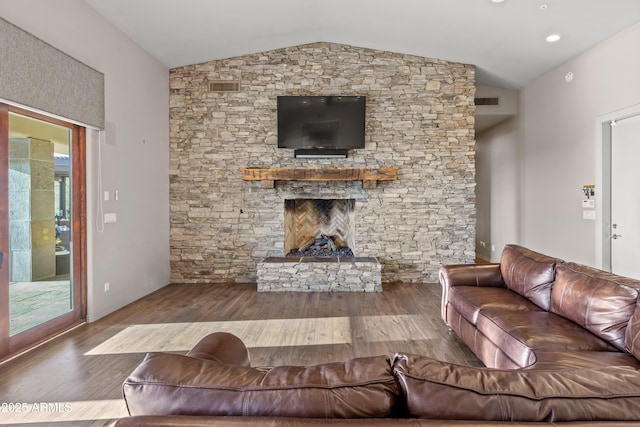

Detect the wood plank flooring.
[{"left": 0, "top": 282, "right": 480, "bottom": 426}]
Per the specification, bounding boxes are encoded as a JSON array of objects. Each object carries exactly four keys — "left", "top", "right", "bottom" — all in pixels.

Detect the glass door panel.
[{"left": 8, "top": 113, "right": 73, "bottom": 335}]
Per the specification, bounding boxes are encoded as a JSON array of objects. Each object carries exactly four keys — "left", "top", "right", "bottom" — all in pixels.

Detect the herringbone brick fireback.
[{"left": 284, "top": 199, "right": 355, "bottom": 254}]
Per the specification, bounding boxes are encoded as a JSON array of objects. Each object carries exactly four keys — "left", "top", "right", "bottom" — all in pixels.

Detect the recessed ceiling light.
[
  {"left": 540, "top": 4, "right": 548, "bottom": 10},
  {"left": 546, "top": 34, "right": 561, "bottom": 43},
  {"left": 491, "top": 0, "right": 505, "bottom": 3}
]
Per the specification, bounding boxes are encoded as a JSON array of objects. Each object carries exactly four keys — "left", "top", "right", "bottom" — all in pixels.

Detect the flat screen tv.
[{"left": 277, "top": 96, "right": 366, "bottom": 154}]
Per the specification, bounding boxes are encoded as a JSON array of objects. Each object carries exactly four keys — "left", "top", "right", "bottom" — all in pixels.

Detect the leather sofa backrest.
[
  {"left": 122, "top": 352, "right": 401, "bottom": 419},
  {"left": 500, "top": 245, "right": 558, "bottom": 310},
  {"left": 393, "top": 353, "right": 640, "bottom": 422},
  {"left": 550, "top": 262, "right": 640, "bottom": 351},
  {"left": 625, "top": 298, "right": 640, "bottom": 359}
]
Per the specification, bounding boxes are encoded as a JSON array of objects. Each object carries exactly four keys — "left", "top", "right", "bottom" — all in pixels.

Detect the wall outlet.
[
  {"left": 104, "top": 282, "right": 110, "bottom": 292},
  {"left": 491, "top": 244, "right": 495, "bottom": 252},
  {"left": 479, "top": 241, "right": 486, "bottom": 248},
  {"left": 104, "top": 213, "right": 117, "bottom": 223}
]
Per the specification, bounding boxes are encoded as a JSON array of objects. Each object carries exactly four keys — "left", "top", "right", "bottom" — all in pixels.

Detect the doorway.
[
  {"left": 610, "top": 114, "right": 640, "bottom": 279},
  {"left": 597, "top": 104, "right": 640, "bottom": 279},
  {"left": 0, "top": 104, "right": 86, "bottom": 361}
]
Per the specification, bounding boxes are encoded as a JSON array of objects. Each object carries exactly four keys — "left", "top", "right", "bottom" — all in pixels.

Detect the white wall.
[
  {"left": 0, "top": 0, "right": 170, "bottom": 321},
  {"left": 475, "top": 117, "right": 520, "bottom": 262},
  {"left": 477, "top": 21, "right": 640, "bottom": 265}
]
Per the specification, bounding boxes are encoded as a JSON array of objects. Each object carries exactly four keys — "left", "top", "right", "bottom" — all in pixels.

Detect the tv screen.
[{"left": 277, "top": 96, "right": 366, "bottom": 150}]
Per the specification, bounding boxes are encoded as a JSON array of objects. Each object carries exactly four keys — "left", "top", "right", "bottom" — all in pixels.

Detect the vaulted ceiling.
[{"left": 86, "top": 0, "right": 640, "bottom": 89}]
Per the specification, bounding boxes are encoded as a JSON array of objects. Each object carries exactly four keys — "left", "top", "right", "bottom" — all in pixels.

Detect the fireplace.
[
  {"left": 255, "top": 182, "right": 382, "bottom": 292},
  {"left": 284, "top": 199, "right": 355, "bottom": 257}
]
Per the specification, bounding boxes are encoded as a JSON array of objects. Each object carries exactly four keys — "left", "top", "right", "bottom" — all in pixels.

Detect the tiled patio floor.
[{"left": 9, "top": 277, "right": 72, "bottom": 335}]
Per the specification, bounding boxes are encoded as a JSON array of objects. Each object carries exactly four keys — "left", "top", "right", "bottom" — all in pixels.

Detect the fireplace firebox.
[{"left": 284, "top": 199, "right": 355, "bottom": 257}]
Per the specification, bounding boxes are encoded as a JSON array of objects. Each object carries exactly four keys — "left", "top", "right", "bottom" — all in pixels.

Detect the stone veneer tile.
[
  {"left": 169, "top": 42, "right": 475, "bottom": 284},
  {"left": 257, "top": 257, "right": 382, "bottom": 292}
]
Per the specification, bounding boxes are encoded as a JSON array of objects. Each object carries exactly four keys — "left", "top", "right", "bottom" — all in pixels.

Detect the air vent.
[
  {"left": 208, "top": 81, "right": 240, "bottom": 92},
  {"left": 475, "top": 97, "right": 499, "bottom": 106}
]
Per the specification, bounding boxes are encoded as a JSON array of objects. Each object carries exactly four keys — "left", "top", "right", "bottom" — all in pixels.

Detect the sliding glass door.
[{"left": 0, "top": 104, "right": 86, "bottom": 360}]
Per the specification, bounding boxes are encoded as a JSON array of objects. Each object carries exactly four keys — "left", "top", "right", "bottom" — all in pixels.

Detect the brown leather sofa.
[
  {"left": 116, "top": 244, "right": 640, "bottom": 425},
  {"left": 441, "top": 244, "right": 640, "bottom": 371}
]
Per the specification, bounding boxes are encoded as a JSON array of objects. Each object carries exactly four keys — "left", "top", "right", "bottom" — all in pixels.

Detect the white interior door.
[{"left": 611, "top": 114, "right": 640, "bottom": 279}]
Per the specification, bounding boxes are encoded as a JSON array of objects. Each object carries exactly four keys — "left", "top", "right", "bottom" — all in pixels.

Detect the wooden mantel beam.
[{"left": 241, "top": 168, "right": 397, "bottom": 189}]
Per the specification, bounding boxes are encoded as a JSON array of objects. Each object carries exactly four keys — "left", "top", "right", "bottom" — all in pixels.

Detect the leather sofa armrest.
[
  {"left": 439, "top": 264, "right": 505, "bottom": 288},
  {"left": 186, "top": 332, "right": 251, "bottom": 366},
  {"left": 440, "top": 264, "right": 505, "bottom": 323}
]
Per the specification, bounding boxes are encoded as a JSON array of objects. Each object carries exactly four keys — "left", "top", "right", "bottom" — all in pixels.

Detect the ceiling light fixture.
[
  {"left": 546, "top": 34, "right": 561, "bottom": 43},
  {"left": 540, "top": 4, "right": 548, "bottom": 10},
  {"left": 491, "top": 0, "right": 505, "bottom": 3}
]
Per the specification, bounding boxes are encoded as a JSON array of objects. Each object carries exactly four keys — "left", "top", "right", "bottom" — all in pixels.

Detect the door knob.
[{"left": 611, "top": 234, "right": 622, "bottom": 239}]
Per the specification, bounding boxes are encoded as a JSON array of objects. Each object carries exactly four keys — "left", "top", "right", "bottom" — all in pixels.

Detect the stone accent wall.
[
  {"left": 169, "top": 42, "right": 475, "bottom": 284},
  {"left": 257, "top": 257, "right": 382, "bottom": 292}
]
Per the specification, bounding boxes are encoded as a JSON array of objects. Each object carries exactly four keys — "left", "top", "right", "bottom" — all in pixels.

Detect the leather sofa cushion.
[
  {"left": 122, "top": 352, "right": 400, "bottom": 418},
  {"left": 627, "top": 299, "right": 640, "bottom": 359},
  {"left": 530, "top": 350, "right": 640, "bottom": 371},
  {"left": 476, "top": 310, "right": 616, "bottom": 367},
  {"left": 550, "top": 262, "right": 640, "bottom": 351},
  {"left": 499, "top": 245, "right": 558, "bottom": 310},
  {"left": 448, "top": 286, "right": 542, "bottom": 325},
  {"left": 393, "top": 353, "right": 640, "bottom": 422}
]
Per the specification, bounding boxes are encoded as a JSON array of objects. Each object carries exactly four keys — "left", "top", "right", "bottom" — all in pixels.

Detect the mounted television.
[{"left": 277, "top": 95, "right": 366, "bottom": 157}]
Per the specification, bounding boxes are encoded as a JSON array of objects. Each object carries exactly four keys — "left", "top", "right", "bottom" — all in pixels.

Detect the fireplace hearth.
[{"left": 257, "top": 256, "right": 381, "bottom": 292}]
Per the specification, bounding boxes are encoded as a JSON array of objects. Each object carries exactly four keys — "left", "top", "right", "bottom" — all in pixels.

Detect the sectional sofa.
[
  {"left": 441, "top": 244, "right": 640, "bottom": 371},
  {"left": 115, "top": 244, "right": 640, "bottom": 425}
]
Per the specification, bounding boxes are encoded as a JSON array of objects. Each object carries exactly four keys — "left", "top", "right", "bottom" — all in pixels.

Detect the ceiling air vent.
[
  {"left": 475, "top": 97, "right": 499, "bottom": 106},
  {"left": 208, "top": 81, "right": 240, "bottom": 92}
]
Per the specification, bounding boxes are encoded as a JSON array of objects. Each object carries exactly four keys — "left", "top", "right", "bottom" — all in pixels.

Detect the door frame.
[
  {"left": 596, "top": 103, "right": 640, "bottom": 271},
  {"left": 0, "top": 104, "right": 87, "bottom": 361}
]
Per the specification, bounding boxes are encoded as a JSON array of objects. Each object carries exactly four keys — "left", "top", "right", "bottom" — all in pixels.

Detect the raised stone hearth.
[{"left": 257, "top": 257, "right": 381, "bottom": 292}]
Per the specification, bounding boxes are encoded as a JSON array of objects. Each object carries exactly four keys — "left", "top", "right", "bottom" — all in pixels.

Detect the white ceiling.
[{"left": 85, "top": 0, "right": 640, "bottom": 89}]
